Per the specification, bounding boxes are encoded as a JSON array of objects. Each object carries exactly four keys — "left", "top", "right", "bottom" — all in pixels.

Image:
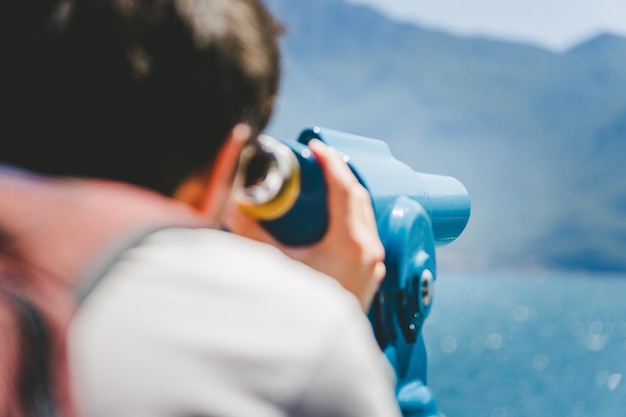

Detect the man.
[{"left": 0, "top": 0, "right": 401, "bottom": 415}]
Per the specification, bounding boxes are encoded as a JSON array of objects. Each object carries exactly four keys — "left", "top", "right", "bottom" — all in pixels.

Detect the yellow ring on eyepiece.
[
  {"left": 238, "top": 156, "right": 300, "bottom": 220},
  {"left": 236, "top": 136, "right": 301, "bottom": 221}
]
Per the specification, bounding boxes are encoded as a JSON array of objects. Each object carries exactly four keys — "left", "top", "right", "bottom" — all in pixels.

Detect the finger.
[
  {"left": 360, "top": 260, "right": 387, "bottom": 311},
  {"left": 307, "top": 139, "right": 360, "bottom": 189},
  {"left": 373, "top": 258, "right": 387, "bottom": 284},
  {"left": 307, "top": 139, "right": 363, "bottom": 220}
]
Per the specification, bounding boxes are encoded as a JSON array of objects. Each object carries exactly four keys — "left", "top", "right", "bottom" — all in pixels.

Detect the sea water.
[{"left": 422, "top": 270, "right": 626, "bottom": 417}]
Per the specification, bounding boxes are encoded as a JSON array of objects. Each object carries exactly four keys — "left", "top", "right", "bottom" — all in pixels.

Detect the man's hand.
[{"left": 224, "top": 139, "right": 386, "bottom": 311}]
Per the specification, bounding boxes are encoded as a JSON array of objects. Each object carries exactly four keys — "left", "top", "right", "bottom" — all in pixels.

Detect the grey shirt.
[{"left": 69, "top": 228, "right": 401, "bottom": 417}]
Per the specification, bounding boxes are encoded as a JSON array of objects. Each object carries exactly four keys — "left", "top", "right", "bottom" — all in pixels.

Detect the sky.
[{"left": 344, "top": 0, "right": 626, "bottom": 51}]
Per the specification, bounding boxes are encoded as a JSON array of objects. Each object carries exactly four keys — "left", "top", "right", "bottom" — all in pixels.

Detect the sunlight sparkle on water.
[
  {"left": 486, "top": 332, "right": 503, "bottom": 350},
  {"left": 607, "top": 374, "right": 622, "bottom": 390},
  {"left": 512, "top": 305, "right": 529, "bottom": 322},
  {"left": 440, "top": 336, "right": 458, "bottom": 353},
  {"left": 532, "top": 354, "right": 549, "bottom": 372},
  {"left": 585, "top": 321, "right": 608, "bottom": 351},
  {"left": 595, "top": 371, "right": 621, "bottom": 390}
]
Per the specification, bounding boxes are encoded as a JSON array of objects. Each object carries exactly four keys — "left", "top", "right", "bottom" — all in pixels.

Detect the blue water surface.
[{"left": 423, "top": 270, "right": 626, "bottom": 417}]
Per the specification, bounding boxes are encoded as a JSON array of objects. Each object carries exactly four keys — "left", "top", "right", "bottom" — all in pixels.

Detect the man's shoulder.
[
  {"left": 71, "top": 227, "right": 400, "bottom": 417},
  {"left": 75, "top": 226, "right": 375, "bottom": 392},
  {"left": 101, "top": 226, "right": 363, "bottom": 333}
]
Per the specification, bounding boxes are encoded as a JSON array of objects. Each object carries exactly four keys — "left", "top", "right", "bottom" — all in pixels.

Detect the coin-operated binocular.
[{"left": 236, "top": 127, "right": 470, "bottom": 417}]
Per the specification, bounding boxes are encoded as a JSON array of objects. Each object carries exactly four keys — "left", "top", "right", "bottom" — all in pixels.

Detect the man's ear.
[
  {"left": 173, "top": 124, "right": 252, "bottom": 225},
  {"left": 197, "top": 124, "right": 252, "bottom": 224}
]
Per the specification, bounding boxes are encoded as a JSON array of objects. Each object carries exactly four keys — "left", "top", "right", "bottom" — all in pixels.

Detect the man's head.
[{"left": 1, "top": 0, "right": 281, "bottom": 197}]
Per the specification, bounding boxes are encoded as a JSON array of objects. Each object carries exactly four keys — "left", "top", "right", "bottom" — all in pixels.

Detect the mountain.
[{"left": 260, "top": 0, "right": 626, "bottom": 272}]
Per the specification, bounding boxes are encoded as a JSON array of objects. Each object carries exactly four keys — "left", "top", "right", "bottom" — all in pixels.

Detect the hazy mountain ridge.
[{"left": 261, "top": 0, "right": 626, "bottom": 272}]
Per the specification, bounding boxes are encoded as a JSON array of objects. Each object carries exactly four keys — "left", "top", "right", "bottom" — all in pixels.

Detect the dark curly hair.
[{"left": 1, "top": 0, "right": 282, "bottom": 195}]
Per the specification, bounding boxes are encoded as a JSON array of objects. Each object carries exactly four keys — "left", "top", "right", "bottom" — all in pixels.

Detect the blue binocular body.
[{"left": 258, "top": 127, "right": 471, "bottom": 417}]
